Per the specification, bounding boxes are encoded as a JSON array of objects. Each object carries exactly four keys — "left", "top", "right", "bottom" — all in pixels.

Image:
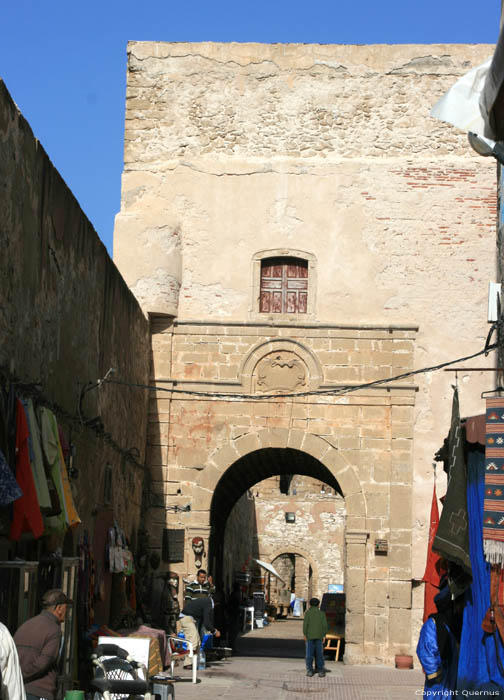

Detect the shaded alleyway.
[{"left": 235, "top": 618, "right": 306, "bottom": 658}]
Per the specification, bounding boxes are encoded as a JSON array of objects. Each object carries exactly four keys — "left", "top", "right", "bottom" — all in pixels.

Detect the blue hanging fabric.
[{"left": 456, "top": 446, "right": 504, "bottom": 693}]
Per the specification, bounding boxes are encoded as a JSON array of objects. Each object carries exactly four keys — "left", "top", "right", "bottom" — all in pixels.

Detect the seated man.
[
  {"left": 14, "top": 589, "right": 73, "bottom": 700},
  {"left": 178, "top": 597, "right": 220, "bottom": 668}
]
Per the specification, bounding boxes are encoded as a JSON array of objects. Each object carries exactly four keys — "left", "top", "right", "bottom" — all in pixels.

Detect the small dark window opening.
[
  {"left": 260, "top": 257, "right": 308, "bottom": 314},
  {"left": 162, "top": 528, "right": 185, "bottom": 563}
]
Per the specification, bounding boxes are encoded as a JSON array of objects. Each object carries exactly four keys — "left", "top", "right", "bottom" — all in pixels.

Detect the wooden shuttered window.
[{"left": 259, "top": 257, "right": 308, "bottom": 314}]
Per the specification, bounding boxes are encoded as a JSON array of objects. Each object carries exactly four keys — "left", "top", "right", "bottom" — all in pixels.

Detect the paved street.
[{"left": 169, "top": 619, "right": 424, "bottom": 699}]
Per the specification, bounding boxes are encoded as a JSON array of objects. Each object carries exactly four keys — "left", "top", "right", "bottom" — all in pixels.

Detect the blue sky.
[{"left": 1, "top": 1, "right": 501, "bottom": 254}]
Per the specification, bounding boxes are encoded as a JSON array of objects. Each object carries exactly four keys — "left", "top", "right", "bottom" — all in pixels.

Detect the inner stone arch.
[{"left": 269, "top": 547, "right": 320, "bottom": 604}]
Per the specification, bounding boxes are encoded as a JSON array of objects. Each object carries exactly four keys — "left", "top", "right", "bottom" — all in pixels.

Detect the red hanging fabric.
[
  {"left": 422, "top": 482, "right": 446, "bottom": 621},
  {"left": 9, "top": 400, "right": 44, "bottom": 540}
]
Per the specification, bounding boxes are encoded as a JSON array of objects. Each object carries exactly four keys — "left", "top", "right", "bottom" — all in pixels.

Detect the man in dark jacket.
[
  {"left": 14, "top": 589, "right": 72, "bottom": 700},
  {"left": 179, "top": 597, "right": 220, "bottom": 668},
  {"left": 303, "top": 597, "right": 328, "bottom": 678}
]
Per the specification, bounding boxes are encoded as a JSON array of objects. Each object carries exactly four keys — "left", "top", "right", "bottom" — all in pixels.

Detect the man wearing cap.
[{"left": 14, "top": 588, "right": 72, "bottom": 700}]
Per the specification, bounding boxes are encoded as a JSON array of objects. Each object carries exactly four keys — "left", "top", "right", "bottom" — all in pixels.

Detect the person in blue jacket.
[{"left": 416, "top": 584, "right": 462, "bottom": 697}]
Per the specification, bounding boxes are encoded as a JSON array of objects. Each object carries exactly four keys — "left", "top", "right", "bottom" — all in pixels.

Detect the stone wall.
[
  {"left": 222, "top": 489, "right": 258, "bottom": 591},
  {"left": 146, "top": 319, "right": 416, "bottom": 663},
  {"left": 222, "top": 475, "right": 345, "bottom": 602},
  {"left": 116, "top": 42, "right": 496, "bottom": 574},
  {"left": 114, "top": 41, "right": 498, "bottom": 662},
  {"left": 0, "top": 79, "right": 150, "bottom": 575},
  {"left": 254, "top": 475, "right": 345, "bottom": 598}
]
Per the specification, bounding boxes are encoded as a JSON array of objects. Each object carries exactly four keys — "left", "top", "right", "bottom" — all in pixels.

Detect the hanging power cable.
[{"left": 102, "top": 342, "right": 498, "bottom": 402}]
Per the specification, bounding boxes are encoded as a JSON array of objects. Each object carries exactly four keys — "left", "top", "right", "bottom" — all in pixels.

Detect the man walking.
[
  {"left": 303, "top": 597, "right": 328, "bottom": 678},
  {"left": 14, "top": 589, "right": 72, "bottom": 700}
]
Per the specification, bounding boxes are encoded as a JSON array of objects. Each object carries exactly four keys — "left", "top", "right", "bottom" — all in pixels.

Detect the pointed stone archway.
[{"left": 192, "top": 428, "right": 368, "bottom": 662}]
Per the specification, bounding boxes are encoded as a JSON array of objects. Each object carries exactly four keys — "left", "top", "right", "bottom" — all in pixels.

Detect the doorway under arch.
[
  {"left": 196, "top": 429, "right": 368, "bottom": 663},
  {"left": 270, "top": 551, "right": 314, "bottom": 606},
  {"left": 208, "top": 446, "right": 343, "bottom": 582},
  {"left": 269, "top": 546, "right": 320, "bottom": 603}
]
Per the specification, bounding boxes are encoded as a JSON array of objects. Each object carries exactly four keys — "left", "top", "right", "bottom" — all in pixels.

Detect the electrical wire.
[
  {"left": 0, "top": 368, "right": 145, "bottom": 471},
  {"left": 2, "top": 341, "right": 497, "bottom": 471},
  {"left": 103, "top": 342, "right": 499, "bottom": 401}
]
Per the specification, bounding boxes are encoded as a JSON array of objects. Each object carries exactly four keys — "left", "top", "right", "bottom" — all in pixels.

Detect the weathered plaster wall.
[
  {"left": 0, "top": 79, "right": 150, "bottom": 558},
  {"left": 115, "top": 43, "right": 496, "bottom": 553},
  {"left": 221, "top": 475, "right": 345, "bottom": 601}
]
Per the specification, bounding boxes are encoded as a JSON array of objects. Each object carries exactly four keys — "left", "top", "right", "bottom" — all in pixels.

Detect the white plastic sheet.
[
  {"left": 430, "top": 58, "right": 492, "bottom": 135},
  {"left": 254, "top": 558, "right": 285, "bottom": 582}
]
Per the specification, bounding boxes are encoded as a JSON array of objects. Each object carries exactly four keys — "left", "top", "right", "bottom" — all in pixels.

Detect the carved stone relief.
[{"left": 254, "top": 351, "right": 308, "bottom": 393}]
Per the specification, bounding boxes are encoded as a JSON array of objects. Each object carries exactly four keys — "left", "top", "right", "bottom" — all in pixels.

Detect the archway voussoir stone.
[
  {"left": 268, "top": 427, "right": 289, "bottom": 448},
  {"left": 320, "top": 448, "right": 341, "bottom": 471},
  {"left": 258, "top": 427, "right": 289, "bottom": 449},
  {"left": 197, "top": 464, "right": 223, "bottom": 491},
  {"left": 287, "top": 428, "right": 305, "bottom": 450},
  {"left": 191, "top": 485, "right": 213, "bottom": 512},
  {"left": 234, "top": 432, "right": 261, "bottom": 457},
  {"left": 211, "top": 443, "right": 240, "bottom": 471},
  {"left": 345, "top": 492, "right": 366, "bottom": 518},
  {"left": 301, "top": 432, "right": 330, "bottom": 461},
  {"left": 336, "top": 467, "right": 362, "bottom": 498},
  {"left": 206, "top": 457, "right": 223, "bottom": 473}
]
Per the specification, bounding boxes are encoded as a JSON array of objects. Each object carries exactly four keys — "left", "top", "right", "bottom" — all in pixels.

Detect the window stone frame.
[{"left": 250, "top": 248, "right": 317, "bottom": 321}]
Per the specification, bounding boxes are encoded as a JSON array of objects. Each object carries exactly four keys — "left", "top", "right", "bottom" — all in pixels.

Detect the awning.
[
  {"left": 464, "top": 413, "right": 486, "bottom": 445},
  {"left": 254, "top": 558, "right": 285, "bottom": 583}
]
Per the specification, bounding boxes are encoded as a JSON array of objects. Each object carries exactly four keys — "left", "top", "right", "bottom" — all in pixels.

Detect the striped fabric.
[{"left": 483, "top": 397, "right": 504, "bottom": 563}]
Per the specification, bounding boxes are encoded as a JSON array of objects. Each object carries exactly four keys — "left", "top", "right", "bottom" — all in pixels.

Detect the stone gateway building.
[{"left": 114, "top": 42, "right": 496, "bottom": 664}]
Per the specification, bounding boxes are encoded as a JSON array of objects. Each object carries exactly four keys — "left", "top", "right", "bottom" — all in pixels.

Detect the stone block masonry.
[
  {"left": 144, "top": 319, "right": 417, "bottom": 664},
  {"left": 113, "top": 41, "right": 497, "bottom": 663}
]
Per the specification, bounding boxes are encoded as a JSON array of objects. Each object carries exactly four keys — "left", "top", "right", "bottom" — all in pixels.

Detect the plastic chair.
[
  {"left": 167, "top": 636, "right": 198, "bottom": 683},
  {"left": 90, "top": 643, "right": 153, "bottom": 699}
]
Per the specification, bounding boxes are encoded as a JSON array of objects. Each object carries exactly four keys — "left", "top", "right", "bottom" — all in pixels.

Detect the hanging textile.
[
  {"left": 422, "top": 483, "right": 446, "bottom": 622},
  {"left": 39, "top": 407, "right": 80, "bottom": 530},
  {"left": 23, "top": 399, "right": 51, "bottom": 510},
  {"left": 0, "top": 448, "right": 22, "bottom": 506},
  {"left": 456, "top": 446, "right": 504, "bottom": 692},
  {"left": 0, "top": 383, "right": 16, "bottom": 472},
  {"left": 483, "top": 396, "right": 504, "bottom": 564},
  {"left": 433, "top": 388, "right": 472, "bottom": 596},
  {"left": 10, "top": 400, "right": 44, "bottom": 540}
]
